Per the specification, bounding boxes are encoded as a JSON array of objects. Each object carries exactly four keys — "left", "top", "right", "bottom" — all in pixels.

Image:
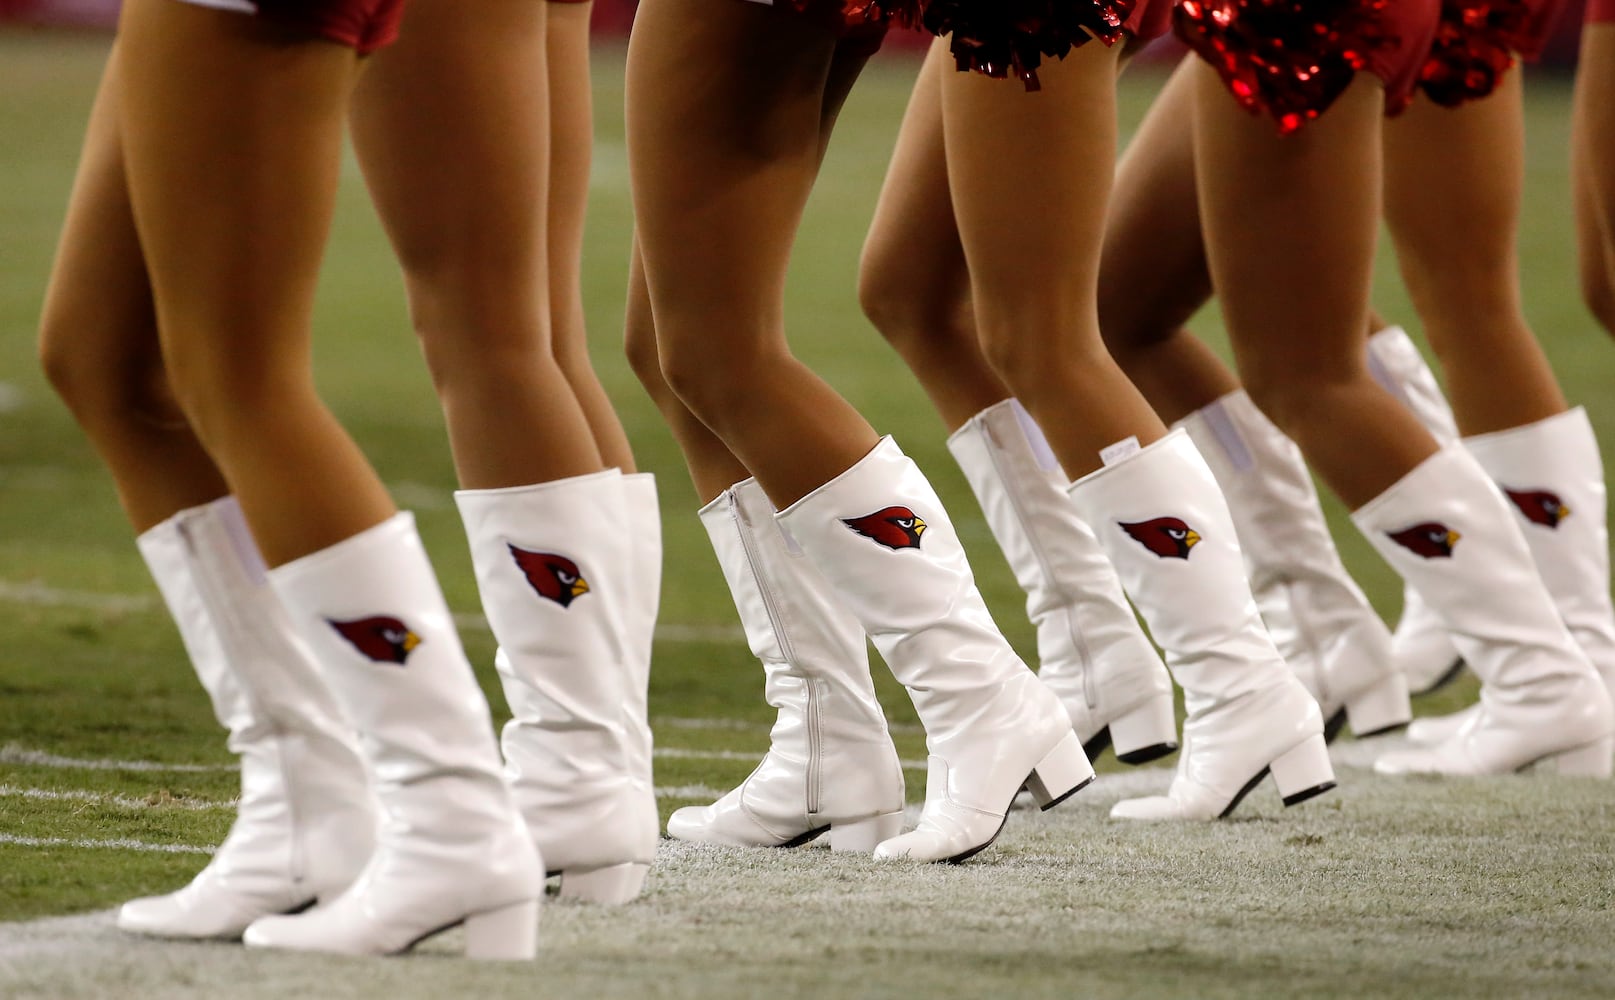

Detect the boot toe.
[{"left": 1109, "top": 795, "right": 1194, "bottom": 822}]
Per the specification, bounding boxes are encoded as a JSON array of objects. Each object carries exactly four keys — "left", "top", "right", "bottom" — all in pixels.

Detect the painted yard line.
[
  {"left": 0, "top": 745, "right": 237, "bottom": 774},
  {"left": 0, "top": 578, "right": 743, "bottom": 644},
  {"left": 0, "top": 784, "right": 234, "bottom": 812},
  {"left": 0, "top": 833, "right": 213, "bottom": 855}
]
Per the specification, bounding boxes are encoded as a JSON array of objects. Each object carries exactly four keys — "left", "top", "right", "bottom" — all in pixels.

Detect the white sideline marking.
[
  {"left": 0, "top": 578, "right": 743, "bottom": 644},
  {"left": 0, "top": 745, "right": 236, "bottom": 774},
  {"left": 0, "top": 785, "right": 233, "bottom": 812},
  {"left": 0, "top": 833, "right": 213, "bottom": 855},
  {"left": 0, "top": 381, "right": 24, "bottom": 414}
]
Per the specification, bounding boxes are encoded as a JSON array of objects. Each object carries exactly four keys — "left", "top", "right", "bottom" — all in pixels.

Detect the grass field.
[{"left": 2, "top": 27, "right": 1614, "bottom": 999}]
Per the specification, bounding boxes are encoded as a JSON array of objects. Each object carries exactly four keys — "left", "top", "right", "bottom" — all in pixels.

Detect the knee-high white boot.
[
  {"left": 1367, "top": 326, "right": 1466, "bottom": 693},
  {"left": 119, "top": 497, "right": 375, "bottom": 940},
  {"left": 1359, "top": 447, "right": 1615, "bottom": 776},
  {"left": 456, "top": 470, "right": 658, "bottom": 905},
  {"left": 947, "top": 400, "right": 1177, "bottom": 763},
  {"left": 1178, "top": 390, "right": 1410, "bottom": 739},
  {"left": 244, "top": 513, "right": 541, "bottom": 959},
  {"left": 1408, "top": 410, "right": 1615, "bottom": 745},
  {"left": 1067, "top": 431, "right": 1334, "bottom": 822},
  {"left": 777, "top": 438, "right": 1092, "bottom": 863},
  {"left": 668, "top": 478, "right": 905, "bottom": 852}
]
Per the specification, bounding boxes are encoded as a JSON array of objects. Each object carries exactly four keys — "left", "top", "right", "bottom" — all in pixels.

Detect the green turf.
[{"left": 1, "top": 26, "right": 1611, "bottom": 999}]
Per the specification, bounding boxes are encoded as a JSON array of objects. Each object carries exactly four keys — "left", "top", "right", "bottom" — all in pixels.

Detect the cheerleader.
[
  {"left": 857, "top": 0, "right": 1339, "bottom": 825},
  {"left": 348, "top": 0, "right": 658, "bottom": 907},
  {"left": 1097, "top": 0, "right": 1612, "bottom": 776},
  {"left": 623, "top": 0, "right": 1098, "bottom": 863},
  {"left": 32, "top": 0, "right": 648, "bottom": 957}
]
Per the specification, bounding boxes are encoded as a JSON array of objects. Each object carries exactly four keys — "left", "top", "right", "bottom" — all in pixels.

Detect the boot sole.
[
  {"left": 1412, "top": 657, "right": 1467, "bottom": 697},
  {"left": 1083, "top": 727, "right": 1179, "bottom": 767},
  {"left": 1217, "top": 735, "right": 1337, "bottom": 818},
  {"left": 944, "top": 775, "right": 1099, "bottom": 866}
]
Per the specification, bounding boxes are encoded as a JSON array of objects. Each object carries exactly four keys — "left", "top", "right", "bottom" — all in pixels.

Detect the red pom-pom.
[
  {"left": 1174, "top": 0, "right": 1398, "bottom": 134},
  {"left": 1415, "top": 1, "right": 1532, "bottom": 107},
  {"left": 904, "top": 0, "right": 1138, "bottom": 90}
]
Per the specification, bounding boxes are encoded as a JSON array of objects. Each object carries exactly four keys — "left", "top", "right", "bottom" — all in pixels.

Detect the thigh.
[
  {"left": 351, "top": 0, "right": 550, "bottom": 305},
  {"left": 624, "top": 0, "right": 835, "bottom": 355},
  {"left": 116, "top": 0, "right": 358, "bottom": 375},
  {"left": 1100, "top": 56, "right": 1212, "bottom": 351},
  {"left": 39, "top": 44, "right": 166, "bottom": 402},
  {"left": 546, "top": 0, "right": 593, "bottom": 330}
]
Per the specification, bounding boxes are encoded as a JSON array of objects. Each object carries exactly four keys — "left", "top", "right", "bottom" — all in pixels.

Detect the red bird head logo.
[
  {"left": 1503, "top": 487, "right": 1570, "bottom": 529},
  {"left": 842, "top": 506, "right": 926, "bottom": 550},
  {"left": 1387, "top": 522, "right": 1461, "bottom": 559},
  {"left": 508, "top": 544, "right": 591, "bottom": 607},
  {"left": 328, "top": 615, "right": 421, "bottom": 665},
  {"left": 1119, "top": 517, "right": 1201, "bottom": 559}
]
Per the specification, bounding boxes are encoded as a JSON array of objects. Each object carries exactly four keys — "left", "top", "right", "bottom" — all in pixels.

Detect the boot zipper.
[{"left": 732, "top": 497, "right": 821, "bottom": 817}]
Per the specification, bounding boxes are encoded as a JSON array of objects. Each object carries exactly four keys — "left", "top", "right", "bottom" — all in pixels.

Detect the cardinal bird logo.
[
  {"left": 328, "top": 616, "right": 421, "bottom": 665},
  {"left": 841, "top": 506, "right": 927, "bottom": 550},
  {"left": 1503, "top": 487, "right": 1570, "bottom": 529},
  {"left": 508, "top": 544, "right": 591, "bottom": 607},
  {"left": 1387, "top": 522, "right": 1461, "bottom": 559},
  {"left": 1119, "top": 517, "right": 1201, "bottom": 560}
]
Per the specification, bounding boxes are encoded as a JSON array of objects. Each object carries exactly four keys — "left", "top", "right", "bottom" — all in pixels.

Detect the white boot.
[
  {"left": 457, "top": 470, "right": 658, "bottom": 905},
  {"left": 947, "top": 400, "right": 1177, "bottom": 763},
  {"left": 1067, "top": 431, "right": 1334, "bottom": 821},
  {"left": 1359, "top": 447, "right": 1615, "bottom": 776},
  {"left": 1179, "top": 390, "right": 1410, "bottom": 740},
  {"left": 777, "top": 438, "right": 1092, "bottom": 863},
  {"left": 1366, "top": 326, "right": 1466, "bottom": 693},
  {"left": 244, "top": 513, "right": 541, "bottom": 959},
  {"left": 119, "top": 497, "right": 375, "bottom": 940},
  {"left": 1410, "top": 410, "right": 1615, "bottom": 746},
  {"left": 668, "top": 478, "right": 905, "bottom": 852}
]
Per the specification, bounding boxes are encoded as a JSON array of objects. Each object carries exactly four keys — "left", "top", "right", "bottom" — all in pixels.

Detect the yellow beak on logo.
[
  {"left": 572, "top": 578, "right": 591, "bottom": 598},
  {"left": 1184, "top": 530, "right": 1202, "bottom": 549},
  {"left": 402, "top": 631, "right": 422, "bottom": 653}
]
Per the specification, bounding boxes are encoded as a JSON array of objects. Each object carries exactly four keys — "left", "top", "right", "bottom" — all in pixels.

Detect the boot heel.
[
  {"left": 828, "top": 811, "right": 905, "bottom": 853},
  {"left": 1024, "top": 730, "right": 1096, "bottom": 812},
  {"left": 1344, "top": 672, "right": 1413, "bottom": 738},
  {"left": 1269, "top": 734, "right": 1336, "bottom": 807},
  {"left": 558, "top": 863, "right": 649, "bottom": 906},
  {"left": 1109, "top": 695, "right": 1180, "bottom": 765},
  {"left": 462, "top": 899, "right": 539, "bottom": 961},
  {"left": 1539, "top": 738, "right": 1614, "bottom": 778}
]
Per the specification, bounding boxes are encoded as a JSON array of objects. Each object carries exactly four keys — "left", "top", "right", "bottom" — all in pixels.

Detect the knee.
[
  {"left": 38, "top": 320, "right": 182, "bottom": 430},
  {"left": 972, "top": 294, "right": 1103, "bottom": 393},
  {"left": 1241, "top": 366, "right": 1358, "bottom": 439},
  {"left": 1582, "top": 263, "right": 1615, "bottom": 338},
  {"left": 856, "top": 258, "right": 975, "bottom": 364},
  {"left": 623, "top": 296, "right": 671, "bottom": 400}
]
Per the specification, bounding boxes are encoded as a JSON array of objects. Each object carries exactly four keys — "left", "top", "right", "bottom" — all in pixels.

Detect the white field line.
[
  {"left": 0, "top": 785, "right": 233, "bottom": 811},
  {"left": 0, "top": 833, "right": 213, "bottom": 855},
  {"left": 0, "top": 578, "right": 743, "bottom": 644},
  {"left": 0, "top": 745, "right": 237, "bottom": 773}
]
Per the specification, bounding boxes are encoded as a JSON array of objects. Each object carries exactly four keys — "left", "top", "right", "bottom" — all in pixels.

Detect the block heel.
[
  {"left": 1109, "top": 695, "right": 1180, "bottom": 765},
  {"left": 558, "top": 862, "right": 650, "bottom": 906},
  {"left": 1269, "top": 734, "right": 1337, "bottom": 807},
  {"left": 1537, "top": 737, "right": 1614, "bottom": 778},
  {"left": 1024, "top": 730, "right": 1097, "bottom": 812},
  {"left": 462, "top": 899, "right": 539, "bottom": 961},
  {"left": 828, "top": 811, "right": 905, "bottom": 853}
]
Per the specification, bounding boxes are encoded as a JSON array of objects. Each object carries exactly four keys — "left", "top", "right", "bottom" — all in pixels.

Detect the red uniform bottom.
[
  {"left": 174, "top": 0, "right": 406, "bottom": 55},
  {"left": 1591, "top": 0, "right": 1615, "bottom": 24}
]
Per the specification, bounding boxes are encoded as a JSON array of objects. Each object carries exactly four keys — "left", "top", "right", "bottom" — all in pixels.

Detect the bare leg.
[
  {"left": 547, "top": 0, "right": 637, "bottom": 471},
  {"left": 626, "top": 0, "right": 876, "bottom": 506},
  {"left": 1382, "top": 72, "right": 1565, "bottom": 434},
  {"left": 857, "top": 40, "right": 1005, "bottom": 432},
  {"left": 942, "top": 36, "right": 1163, "bottom": 479},
  {"left": 351, "top": 0, "right": 604, "bottom": 491},
  {"left": 38, "top": 44, "right": 227, "bottom": 532},
  {"left": 1193, "top": 63, "right": 1436, "bottom": 508},
  {"left": 1099, "top": 57, "right": 1239, "bottom": 424},
  {"left": 116, "top": 0, "right": 391, "bottom": 565},
  {"left": 1573, "top": 24, "right": 1615, "bottom": 340}
]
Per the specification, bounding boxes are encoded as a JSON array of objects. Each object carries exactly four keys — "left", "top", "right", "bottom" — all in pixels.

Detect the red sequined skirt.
[
  {"left": 1592, "top": 0, "right": 1615, "bottom": 23},
  {"left": 1418, "top": 1, "right": 1572, "bottom": 106}
]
